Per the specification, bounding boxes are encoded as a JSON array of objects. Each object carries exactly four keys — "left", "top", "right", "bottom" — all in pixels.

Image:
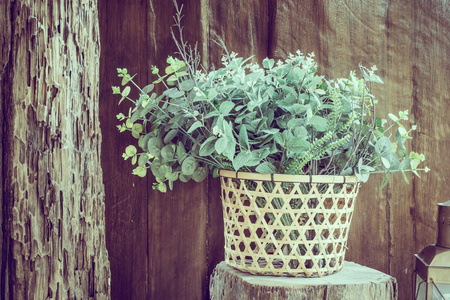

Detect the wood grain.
[
  {"left": 1, "top": 0, "right": 110, "bottom": 299},
  {"left": 269, "top": 1, "right": 448, "bottom": 299},
  {"left": 98, "top": 1, "right": 449, "bottom": 299},
  {"left": 99, "top": 0, "right": 150, "bottom": 299}
]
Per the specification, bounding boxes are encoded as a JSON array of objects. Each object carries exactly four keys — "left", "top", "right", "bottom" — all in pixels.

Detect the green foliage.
[{"left": 113, "top": 12, "right": 428, "bottom": 193}]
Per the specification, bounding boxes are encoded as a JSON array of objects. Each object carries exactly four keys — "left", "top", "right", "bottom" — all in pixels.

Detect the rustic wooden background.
[{"left": 99, "top": 1, "right": 449, "bottom": 299}]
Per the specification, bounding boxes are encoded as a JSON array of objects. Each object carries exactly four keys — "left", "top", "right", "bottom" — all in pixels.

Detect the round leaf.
[
  {"left": 132, "top": 123, "right": 143, "bottom": 133},
  {"left": 375, "top": 137, "right": 391, "bottom": 156},
  {"left": 147, "top": 137, "right": 163, "bottom": 157},
  {"left": 138, "top": 154, "right": 149, "bottom": 166},
  {"left": 132, "top": 166, "right": 147, "bottom": 177},
  {"left": 192, "top": 166, "right": 209, "bottom": 182},
  {"left": 161, "top": 144, "right": 175, "bottom": 160},
  {"left": 179, "top": 174, "right": 192, "bottom": 183},
  {"left": 181, "top": 156, "right": 197, "bottom": 176},
  {"left": 125, "top": 145, "right": 137, "bottom": 157}
]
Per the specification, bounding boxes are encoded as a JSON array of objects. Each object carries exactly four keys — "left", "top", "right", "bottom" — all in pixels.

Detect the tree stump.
[{"left": 210, "top": 261, "right": 398, "bottom": 300}]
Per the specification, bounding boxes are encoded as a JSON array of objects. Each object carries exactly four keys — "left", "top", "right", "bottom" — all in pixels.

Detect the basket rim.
[{"left": 218, "top": 169, "right": 360, "bottom": 184}]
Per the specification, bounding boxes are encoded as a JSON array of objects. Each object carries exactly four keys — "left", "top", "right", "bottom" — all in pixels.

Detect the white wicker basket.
[{"left": 219, "top": 170, "right": 361, "bottom": 277}]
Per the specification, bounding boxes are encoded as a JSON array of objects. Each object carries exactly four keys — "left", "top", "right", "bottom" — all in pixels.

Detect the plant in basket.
[{"left": 112, "top": 3, "right": 429, "bottom": 277}]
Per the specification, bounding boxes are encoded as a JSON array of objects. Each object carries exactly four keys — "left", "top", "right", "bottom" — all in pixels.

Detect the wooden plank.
[
  {"left": 146, "top": 1, "right": 209, "bottom": 298},
  {"left": 98, "top": 0, "right": 149, "bottom": 299},
  {"left": 380, "top": 2, "right": 416, "bottom": 298},
  {"left": 147, "top": 181, "right": 207, "bottom": 299},
  {"left": 411, "top": 0, "right": 450, "bottom": 264}
]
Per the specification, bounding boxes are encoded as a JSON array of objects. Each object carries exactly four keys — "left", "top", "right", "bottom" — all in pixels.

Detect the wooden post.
[{"left": 0, "top": 0, "right": 110, "bottom": 299}]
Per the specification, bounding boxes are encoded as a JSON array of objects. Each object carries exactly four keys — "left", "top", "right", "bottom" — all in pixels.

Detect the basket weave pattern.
[{"left": 220, "top": 170, "right": 360, "bottom": 277}]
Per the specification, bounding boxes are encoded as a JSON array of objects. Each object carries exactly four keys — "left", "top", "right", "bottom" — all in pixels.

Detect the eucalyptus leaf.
[
  {"left": 157, "top": 164, "right": 171, "bottom": 178},
  {"left": 131, "top": 155, "right": 137, "bottom": 165},
  {"left": 192, "top": 166, "right": 209, "bottom": 182},
  {"left": 375, "top": 137, "right": 391, "bottom": 156},
  {"left": 356, "top": 170, "right": 370, "bottom": 183},
  {"left": 142, "top": 84, "right": 154, "bottom": 94},
  {"left": 130, "top": 107, "right": 144, "bottom": 123},
  {"left": 166, "top": 171, "right": 179, "bottom": 181},
  {"left": 132, "top": 166, "right": 147, "bottom": 178},
  {"left": 147, "top": 137, "right": 164, "bottom": 157},
  {"left": 138, "top": 154, "right": 149, "bottom": 166},
  {"left": 150, "top": 160, "right": 160, "bottom": 175},
  {"left": 161, "top": 144, "right": 175, "bottom": 160},
  {"left": 125, "top": 145, "right": 137, "bottom": 157},
  {"left": 155, "top": 182, "right": 167, "bottom": 193},
  {"left": 381, "top": 156, "right": 390, "bottom": 169},
  {"left": 121, "top": 86, "right": 131, "bottom": 98},
  {"left": 181, "top": 156, "right": 197, "bottom": 176},
  {"left": 397, "top": 147, "right": 407, "bottom": 158},
  {"left": 139, "top": 133, "right": 153, "bottom": 151},
  {"left": 388, "top": 113, "right": 398, "bottom": 122},
  {"left": 179, "top": 174, "right": 192, "bottom": 183},
  {"left": 388, "top": 153, "right": 400, "bottom": 173}
]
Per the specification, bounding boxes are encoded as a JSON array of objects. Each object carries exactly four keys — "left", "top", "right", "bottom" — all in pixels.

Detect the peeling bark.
[{"left": 1, "top": 1, "right": 110, "bottom": 299}]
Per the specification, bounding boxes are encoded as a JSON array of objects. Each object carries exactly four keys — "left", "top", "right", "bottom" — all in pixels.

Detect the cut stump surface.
[{"left": 210, "top": 261, "right": 398, "bottom": 300}]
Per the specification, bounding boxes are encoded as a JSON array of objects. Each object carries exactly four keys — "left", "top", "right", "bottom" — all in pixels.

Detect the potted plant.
[{"left": 112, "top": 3, "right": 428, "bottom": 277}]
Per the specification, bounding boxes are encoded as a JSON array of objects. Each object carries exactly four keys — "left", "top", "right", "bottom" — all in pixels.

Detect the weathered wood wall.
[
  {"left": 99, "top": 1, "right": 449, "bottom": 299},
  {"left": 1, "top": 0, "right": 110, "bottom": 299}
]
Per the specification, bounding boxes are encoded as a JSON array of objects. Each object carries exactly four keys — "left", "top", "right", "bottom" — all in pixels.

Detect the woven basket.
[{"left": 219, "top": 170, "right": 361, "bottom": 278}]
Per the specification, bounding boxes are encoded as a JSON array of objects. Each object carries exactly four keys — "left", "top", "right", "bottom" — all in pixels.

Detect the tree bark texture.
[
  {"left": 210, "top": 261, "right": 398, "bottom": 300},
  {"left": 1, "top": 1, "right": 110, "bottom": 299},
  {"left": 99, "top": 1, "right": 449, "bottom": 299}
]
